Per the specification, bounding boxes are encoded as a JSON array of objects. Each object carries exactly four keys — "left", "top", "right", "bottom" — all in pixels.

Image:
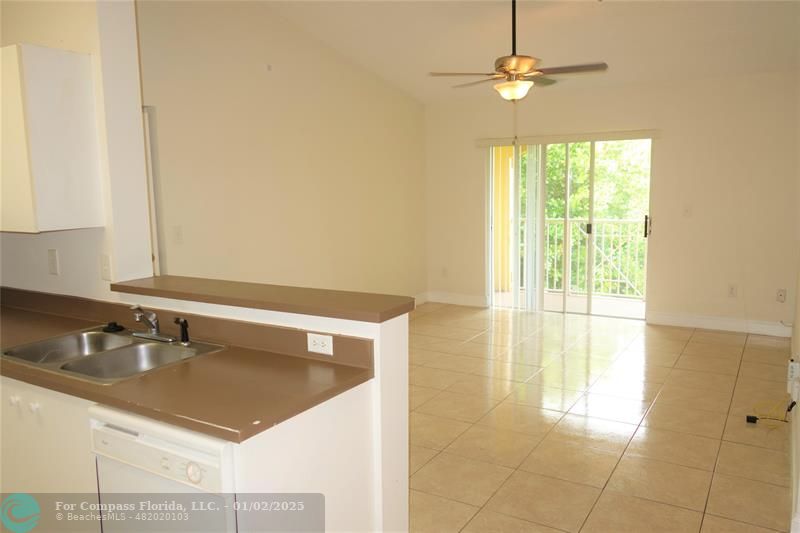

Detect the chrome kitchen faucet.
[{"left": 129, "top": 305, "right": 176, "bottom": 343}]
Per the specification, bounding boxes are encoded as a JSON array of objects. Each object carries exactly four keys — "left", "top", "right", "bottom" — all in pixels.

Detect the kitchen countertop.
[
  {"left": 111, "top": 275, "right": 415, "bottom": 323},
  {"left": 0, "top": 306, "right": 373, "bottom": 442}
]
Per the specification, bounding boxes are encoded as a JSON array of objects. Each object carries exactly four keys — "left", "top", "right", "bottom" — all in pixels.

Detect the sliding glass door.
[
  {"left": 589, "top": 140, "right": 651, "bottom": 317},
  {"left": 490, "top": 137, "right": 651, "bottom": 319},
  {"left": 543, "top": 142, "right": 593, "bottom": 313}
]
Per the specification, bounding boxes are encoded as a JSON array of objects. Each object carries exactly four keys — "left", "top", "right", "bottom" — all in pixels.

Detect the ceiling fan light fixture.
[
  {"left": 429, "top": 0, "right": 608, "bottom": 99},
  {"left": 493, "top": 79, "right": 533, "bottom": 101}
]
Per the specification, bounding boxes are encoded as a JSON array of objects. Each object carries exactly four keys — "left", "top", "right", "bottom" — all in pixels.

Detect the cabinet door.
[
  {"left": 0, "top": 46, "right": 38, "bottom": 232},
  {"left": 0, "top": 377, "right": 98, "bottom": 494},
  {"left": 0, "top": 44, "right": 104, "bottom": 233},
  {"left": 0, "top": 377, "right": 29, "bottom": 491},
  {"left": 21, "top": 44, "right": 104, "bottom": 231}
]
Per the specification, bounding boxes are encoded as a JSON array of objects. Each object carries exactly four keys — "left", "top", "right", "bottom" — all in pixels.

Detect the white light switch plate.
[
  {"left": 307, "top": 333, "right": 333, "bottom": 356},
  {"left": 100, "top": 254, "right": 112, "bottom": 281},
  {"left": 47, "top": 249, "right": 60, "bottom": 275}
]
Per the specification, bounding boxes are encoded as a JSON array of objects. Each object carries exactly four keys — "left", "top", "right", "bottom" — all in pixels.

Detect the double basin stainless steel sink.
[{"left": 2, "top": 327, "right": 223, "bottom": 384}]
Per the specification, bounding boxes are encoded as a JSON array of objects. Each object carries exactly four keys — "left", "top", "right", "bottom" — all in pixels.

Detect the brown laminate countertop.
[
  {"left": 0, "top": 307, "right": 373, "bottom": 442},
  {"left": 111, "top": 275, "right": 415, "bottom": 323}
]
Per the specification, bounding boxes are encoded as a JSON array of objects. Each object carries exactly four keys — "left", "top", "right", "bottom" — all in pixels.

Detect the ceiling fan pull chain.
[{"left": 512, "top": 100, "right": 519, "bottom": 144}]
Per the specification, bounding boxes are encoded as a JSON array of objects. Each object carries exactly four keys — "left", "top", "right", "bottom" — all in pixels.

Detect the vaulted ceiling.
[{"left": 269, "top": 1, "right": 800, "bottom": 103}]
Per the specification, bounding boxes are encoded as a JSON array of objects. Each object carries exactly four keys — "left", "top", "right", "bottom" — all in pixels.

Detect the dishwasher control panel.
[
  {"left": 89, "top": 407, "right": 233, "bottom": 495},
  {"left": 92, "top": 426, "right": 223, "bottom": 492}
]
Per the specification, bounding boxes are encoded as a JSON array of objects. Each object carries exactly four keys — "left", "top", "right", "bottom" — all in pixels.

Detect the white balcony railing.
[{"left": 520, "top": 218, "right": 646, "bottom": 299}]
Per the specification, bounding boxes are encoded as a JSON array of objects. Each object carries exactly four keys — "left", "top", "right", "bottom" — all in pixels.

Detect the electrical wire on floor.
[{"left": 745, "top": 399, "right": 796, "bottom": 427}]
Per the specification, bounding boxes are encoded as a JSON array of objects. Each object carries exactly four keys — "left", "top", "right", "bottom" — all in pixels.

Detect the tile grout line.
[
  {"left": 412, "top": 311, "right": 764, "bottom": 531},
  {"left": 575, "top": 330, "right": 693, "bottom": 531},
  {"left": 697, "top": 330, "right": 747, "bottom": 532},
  {"left": 445, "top": 314, "right": 596, "bottom": 532},
  {"left": 455, "top": 385, "right": 570, "bottom": 532},
  {"left": 412, "top": 308, "right": 789, "bottom": 531},
  {"left": 454, "top": 316, "right": 644, "bottom": 532},
  {"left": 410, "top": 310, "right": 560, "bottom": 531},
  {"left": 411, "top": 318, "right": 545, "bottom": 509}
]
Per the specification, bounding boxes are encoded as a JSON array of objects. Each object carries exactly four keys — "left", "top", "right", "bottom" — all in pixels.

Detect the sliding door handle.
[{"left": 644, "top": 215, "right": 650, "bottom": 238}]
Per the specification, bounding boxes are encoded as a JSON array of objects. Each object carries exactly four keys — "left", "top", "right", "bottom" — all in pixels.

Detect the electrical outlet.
[
  {"left": 728, "top": 284, "right": 738, "bottom": 298},
  {"left": 777, "top": 289, "right": 787, "bottom": 303},
  {"left": 47, "top": 249, "right": 60, "bottom": 275},
  {"left": 307, "top": 333, "right": 333, "bottom": 356},
  {"left": 100, "top": 254, "right": 112, "bottom": 281}
]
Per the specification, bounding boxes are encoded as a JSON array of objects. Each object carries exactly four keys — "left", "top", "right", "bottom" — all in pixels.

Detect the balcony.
[
  {"left": 543, "top": 218, "right": 646, "bottom": 299},
  {"left": 500, "top": 217, "right": 646, "bottom": 317}
]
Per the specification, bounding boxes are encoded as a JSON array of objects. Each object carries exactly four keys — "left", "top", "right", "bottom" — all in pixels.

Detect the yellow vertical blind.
[{"left": 492, "top": 146, "right": 513, "bottom": 292}]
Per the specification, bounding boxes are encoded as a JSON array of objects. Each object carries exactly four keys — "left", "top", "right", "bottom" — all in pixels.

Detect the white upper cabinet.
[{"left": 1, "top": 44, "right": 104, "bottom": 233}]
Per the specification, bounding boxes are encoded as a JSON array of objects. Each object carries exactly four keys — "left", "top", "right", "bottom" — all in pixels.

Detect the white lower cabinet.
[{"left": 0, "top": 376, "right": 98, "bottom": 496}]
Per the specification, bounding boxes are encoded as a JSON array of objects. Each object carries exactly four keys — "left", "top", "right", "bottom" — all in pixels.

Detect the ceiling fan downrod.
[{"left": 512, "top": 0, "right": 517, "bottom": 56}]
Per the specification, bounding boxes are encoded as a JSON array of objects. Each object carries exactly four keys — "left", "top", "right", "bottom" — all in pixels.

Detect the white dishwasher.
[{"left": 89, "top": 405, "right": 237, "bottom": 532}]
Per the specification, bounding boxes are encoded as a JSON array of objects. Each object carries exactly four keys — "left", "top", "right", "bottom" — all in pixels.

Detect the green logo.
[{"left": 1, "top": 494, "right": 39, "bottom": 533}]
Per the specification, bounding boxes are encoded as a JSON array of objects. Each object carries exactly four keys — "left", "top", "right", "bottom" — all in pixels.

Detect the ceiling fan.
[{"left": 430, "top": 0, "right": 608, "bottom": 101}]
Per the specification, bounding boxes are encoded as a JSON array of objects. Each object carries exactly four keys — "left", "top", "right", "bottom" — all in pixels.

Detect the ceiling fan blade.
[
  {"left": 429, "top": 72, "right": 497, "bottom": 77},
  {"left": 536, "top": 63, "right": 608, "bottom": 75},
  {"left": 532, "top": 76, "right": 557, "bottom": 86},
  {"left": 453, "top": 77, "right": 503, "bottom": 88}
]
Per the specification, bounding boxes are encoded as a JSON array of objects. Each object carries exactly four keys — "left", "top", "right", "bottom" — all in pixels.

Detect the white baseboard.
[
  {"left": 646, "top": 311, "right": 792, "bottom": 337},
  {"left": 419, "top": 291, "right": 488, "bottom": 308},
  {"left": 413, "top": 296, "right": 793, "bottom": 337}
]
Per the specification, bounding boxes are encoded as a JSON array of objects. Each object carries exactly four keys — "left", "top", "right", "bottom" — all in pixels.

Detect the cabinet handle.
[
  {"left": 9, "top": 395, "right": 21, "bottom": 407},
  {"left": 28, "top": 402, "right": 41, "bottom": 413}
]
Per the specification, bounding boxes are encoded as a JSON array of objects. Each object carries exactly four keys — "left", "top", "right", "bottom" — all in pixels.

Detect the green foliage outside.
[{"left": 518, "top": 139, "right": 651, "bottom": 298}]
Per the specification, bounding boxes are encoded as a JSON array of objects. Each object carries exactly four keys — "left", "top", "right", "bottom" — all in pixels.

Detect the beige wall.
[
  {"left": 795, "top": 8, "right": 800, "bottom": 264},
  {"left": 425, "top": 71, "right": 799, "bottom": 332},
  {"left": 0, "top": 0, "right": 97, "bottom": 52},
  {"left": 137, "top": 1, "right": 426, "bottom": 298}
]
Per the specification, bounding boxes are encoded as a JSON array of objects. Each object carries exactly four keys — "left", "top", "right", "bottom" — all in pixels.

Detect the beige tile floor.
[{"left": 408, "top": 303, "right": 793, "bottom": 533}]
